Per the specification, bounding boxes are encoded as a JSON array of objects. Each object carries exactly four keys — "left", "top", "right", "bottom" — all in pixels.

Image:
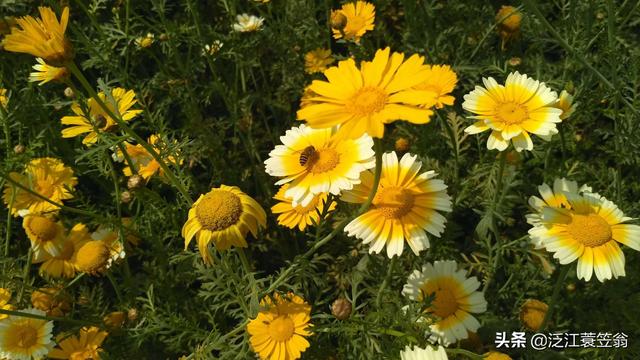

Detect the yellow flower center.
[
  {"left": 374, "top": 186, "right": 414, "bottom": 219},
  {"left": 15, "top": 324, "right": 38, "bottom": 348},
  {"left": 496, "top": 102, "right": 529, "bottom": 125},
  {"left": 429, "top": 288, "right": 458, "bottom": 319},
  {"left": 566, "top": 213, "right": 611, "bottom": 247},
  {"left": 195, "top": 190, "right": 243, "bottom": 231},
  {"left": 26, "top": 216, "right": 58, "bottom": 243},
  {"left": 347, "top": 86, "right": 388, "bottom": 117},
  {"left": 75, "top": 241, "right": 110, "bottom": 273},
  {"left": 268, "top": 315, "right": 295, "bottom": 342},
  {"left": 304, "top": 148, "right": 340, "bottom": 174}
]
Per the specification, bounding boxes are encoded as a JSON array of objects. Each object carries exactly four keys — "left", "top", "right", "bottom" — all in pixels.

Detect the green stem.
[
  {"left": 0, "top": 308, "right": 100, "bottom": 327},
  {"left": 483, "top": 151, "right": 508, "bottom": 293},
  {"left": 106, "top": 273, "right": 124, "bottom": 305},
  {"left": 17, "top": 248, "right": 32, "bottom": 303},
  {"left": 264, "top": 139, "right": 384, "bottom": 295},
  {"left": 540, "top": 265, "right": 570, "bottom": 331},
  {"left": 2, "top": 184, "right": 15, "bottom": 281},
  {"left": 0, "top": 100, "right": 10, "bottom": 154},
  {"left": 65, "top": 61, "right": 193, "bottom": 206},
  {"left": 237, "top": 248, "right": 258, "bottom": 316},
  {"left": 375, "top": 256, "right": 397, "bottom": 308}
]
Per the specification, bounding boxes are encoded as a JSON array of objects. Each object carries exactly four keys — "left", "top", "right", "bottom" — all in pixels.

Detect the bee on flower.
[
  {"left": 331, "top": 1, "right": 375, "bottom": 43},
  {"left": 232, "top": 14, "right": 264, "bottom": 33}
]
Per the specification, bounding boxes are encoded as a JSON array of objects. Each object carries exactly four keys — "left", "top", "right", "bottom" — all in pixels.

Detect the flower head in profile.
[
  {"left": 297, "top": 47, "right": 438, "bottom": 139},
  {"left": 247, "top": 293, "right": 312, "bottom": 360},
  {"left": 304, "top": 48, "right": 334, "bottom": 74},
  {"left": 0, "top": 308, "right": 54, "bottom": 360},
  {"left": 400, "top": 345, "right": 448, "bottom": 360},
  {"left": 2, "top": 6, "right": 73, "bottom": 65},
  {"left": 49, "top": 326, "right": 108, "bottom": 360},
  {"left": 114, "top": 134, "right": 182, "bottom": 180},
  {"left": 555, "top": 90, "right": 577, "bottom": 120},
  {"left": 71, "top": 225, "right": 125, "bottom": 276},
  {"left": 272, "top": 184, "right": 336, "bottom": 231},
  {"left": 0, "top": 88, "right": 8, "bottom": 108},
  {"left": 61, "top": 87, "right": 142, "bottom": 146},
  {"left": 414, "top": 65, "right": 458, "bottom": 109},
  {"left": 331, "top": 1, "right": 375, "bottom": 43},
  {"left": 342, "top": 152, "right": 452, "bottom": 258},
  {"left": 496, "top": 5, "right": 522, "bottom": 49},
  {"left": 527, "top": 180, "right": 640, "bottom": 282},
  {"left": 264, "top": 125, "right": 375, "bottom": 207},
  {"left": 403, "top": 260, "right": 487, "bottom": 345},
  {"left": 2, "top": 157, "right": 77, "bottom": 217},
  {"left": 182, "top": 185, "right": 266, "bottom": 264},
  {"left": 28, "top": 58, "right": 68, "bottom": 85},
  {"left": 135, "top": 33, "right": 154, "bottom": 48},
  {"left": 34, "top": 223, "right": 90, "bottom": 279},
  {"left": 233, "top": 14, "right": 264, "bottom": 32},
  {"left": 22, "top": 214, "right": 65, "bottom": 259},
  {"left": 0, "top": 288, "right": 14, "bottom": 321},
  {"left": 463, "top": 72, "right": 561, "bottom": 152}
]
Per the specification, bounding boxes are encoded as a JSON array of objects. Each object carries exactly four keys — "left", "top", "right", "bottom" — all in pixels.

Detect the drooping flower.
[
  {"left": 463, "top": 72, "right": 561, "bottom": 152},
  {"left": 2, "top": 157, "right": 77, "bottom": 217},
  {"left": 527, "top": 181, "right": 640, "bottom": 282},
  {"left": 304, "top": 48, "right": 334, "bottom": 74},
  {"left": 403, "top": 260, "right": 487, "bottom": 345},
  {"left": 264, "top": 125, "right": 375, "bottom": 207},
  {"left": 0, "top": 308, "right": 54, "bottom": 360},
  {"left": 331, "top": 1, "right": 375, "bottom": 43},
  {"left": 113, "top": 134, "right": 182, "bottom": 180},
  {"left": 271, "top": 184, "right": 336, "bottom": 231},
  {"left": 555, "top": 90, "right": 577, "bottom": 120},
  {"left": 496, "top": 5, "right": 522, "bottom": 49},
  {"left": 342, "top": 152, "right": 452, "bottom": 258},
  {"left": 413, "top": 65, "right": 458, "bottom": 109},
  {"left": 30, "top": 287, "right": 71, "bottom": 318},
  {"left": 22, "top": 214, "right": 65, "bottom": 258},
  {"left": 0, "top": 288, "right": 13, "bottom": 321},
  {"left": 61, "top": 87, "right": 142, "bottom": 146},
  {"left": 400, "top": 345, "right": 448, "bottom": 360},
  {"left": 247, "top": 293, "right": 312, "bottom": 360},
  {"left": 232, "top": 14, "right": 264, "bottom": 32},
  {"left": 34, "top": 223, "right": 90, "bottom": 279},
  {"left": 48, "top": 326, "right": 108, "bottom": 359},
  {"left": 28, "top": 58, "right": 67, "bottom": 85},
  {"left": 297, "top": 47, "right": 438, "bottom": 139},
  {"left": 182, "top": 185, "right": 266, "bottom": 264},
  {"left": 519, "top": 299, "right": 548, "bottom": 331},
  {"left": 2, "top": 6, "right": 73, "bottom": 65}
]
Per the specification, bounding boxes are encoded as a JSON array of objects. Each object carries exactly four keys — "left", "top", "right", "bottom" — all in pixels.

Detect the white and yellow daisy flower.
[
  {"left": 232, "top": 14, "right": 264, "bottom": 32},
  {"left": 400, "top": 345, "right": 448, "bottom": 360},
  {"left": 28, "top": 58, "right": 67, "bottom": 85},
  {"left": 555, "top": 90, "right": 577, "bottom": 120},
  {"left": 264, "top": 124, "right": 375, "bottom": 207},
  {"left": 403, "top": 260, "right": 487, "bottom": 345},
  {"left": 527, "top": 182, "right": 640, "bottom": 282},
  {"left": 342, "top": 152, "right": 452, "bottom": 258},
  {"left": 0, "top": 308, "right": 54, "bottom": 360},
  {"left": 463, "top": 72, "right": 562, "bottom": 152}
]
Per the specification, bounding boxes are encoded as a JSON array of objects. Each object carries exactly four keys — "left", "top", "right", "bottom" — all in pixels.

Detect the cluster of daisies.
[{"left": 1, "top": 2, "right": 639, "bottom": 360}]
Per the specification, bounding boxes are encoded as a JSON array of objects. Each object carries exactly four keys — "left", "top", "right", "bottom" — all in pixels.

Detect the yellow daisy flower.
[
  {"left": 182, "top": 185, "right": 267, "bottom": 264},
  {"left": 2, "top": 157, "right": 77, "bottom": 217},
  {"left": 247, "top": 293, "right": 312, "bottom": 360},
  {"left": 49, "top": 326, "right": 108, "bottom": 360},
  {"left": 304, "top": 48, "right": 334, "bottom": 74},
  {"left": 555, "top": 90, "right": 577, "bottom": 120},
  {"left": 463, "top": 71, "right": 562, "bottom": 152},
  {"left": 34, "top": 223, "right": 90, "bottom": 279},
  {"left": 264, "top": 124, "right": 375, "bottom": 207},
  {"left": 114, "top": 134, "right": 182, "bottom": 180},
  {"left": 271, "top": 184, "right": 336, "bottom": 231},
  {"left": 519, "top": 299, "right": 548, "bottom": 331},
  {"left": 403, "top": 260, "right": 487, "bottom": 345},
  {"left": 0, "top": 308, "right": 54, "bottom": 360},
  {"left": 0, "top": 89, "right": 8, "bottom": 108},
  {"left": 232, "top": 14, "right": 265, "bottom": 33},
  {"left": 2, "top": 6, "right": 73, "bottom": 65},
  {"left": 31, "top": 287, "right": 71, "bottom": 318},
  {"left": 527, "top": 182, "right": 640, "bottom": 282},
  {"left": 342, "top": 152, "right": 452, "bottom": 258},
  {"left": 414, "top": 65, "right": 458, "bottom": 109},
  {"left": 61, "top": 87, "right": 142, "bottom": 146},
  {"left": 71, "top": 225, "right": 125, "bottom": 276},
  {"left": 28, "top": 58, "right": 68, "bottom": 85},
  {"left": 331, "top": 1, "right": 375, "bottom": 43},
  {"left": 400, "top": 345, "right": 448, "bottom": 360},
  {"left": 297, "top": 47, "right": 438, "bottom": 139},
  {"left": 134, "top": 33, "right": 154, "bottom": 48},
  {"left": 22, "top": 214, "right": 65, "bottom": 258},
  {"left": 0, "top": 288, "right": 14, "bottom": 321}
]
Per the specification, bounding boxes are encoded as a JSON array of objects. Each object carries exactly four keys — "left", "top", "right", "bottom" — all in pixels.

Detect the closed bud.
[
  {"left": 127, "top": 307, "right": 139, "bottom": 322},
  {"left": 104, "top": 311, "right": 126, "bottom": 329},
  {"left": 64, "top": 87, "right": 75, "bottom": 98},
  {"left": 13, "top": 144, "right": 25, "bottom": 154},
  {"left": 120, "top": 191, "right": 133, "bottom": 203},
  {"left": 331, "top": 298, "right": 352, "bottom": 320},
  {"left": 566, "top": 283, "right": 576, "bottom": 292},
  {"left": 330, "top": 11, "right": 347, "bottom": 31},
  {"left": 508, "top": 57, "right": 522, "bottom": 66},
  {"left": 159, "top": 33, "right": 169, "bottom": 41},
  {"left": 127, "top": 174, "right": 144, "bottom": 190},
  {"left": 519, "top": 299, "right": 548, "bottom": 331},
  {"left": 394, "top": 137, "right": 410, "bottom": 153}
]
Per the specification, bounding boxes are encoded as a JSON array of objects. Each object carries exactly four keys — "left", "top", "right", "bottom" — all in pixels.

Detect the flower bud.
[
  {"left": 64, "top": 87, "right": 75, "bottom": 98},
  {"left": 394, "top": 137, "right": 410, "bottom": 154},
  {"left": 331, "top": 298, "right": 352, "bottom": 320},
  {"left": 120, "top": 191, "right": 133, "bottom": 203},
  {"left": 127, "top": 174, "right": 144, "bottom": 190},
  {"left": 519, "top": 299, "right": 548, "bottom": 331},
  {"left": 104, "top": 311, "right": 126, "bottom": 329},
  {"left": 13, "top": 144, "right": 25, "bottom": 154},
  {"left": 127, "top": 307, "right": 139, "bottom": 322}
]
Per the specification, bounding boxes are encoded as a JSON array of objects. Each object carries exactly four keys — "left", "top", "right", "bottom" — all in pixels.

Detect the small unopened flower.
[
  {"left": 508, "top": 57, "right": 522, "bottom": 66},
  {"left": 519, "top": 299, "right": 548, "bottom": 331},
  {"left": 103, "top": 311, "right": 126, "bottom": 329},
  {"left": 29, "top": 58, "right": 68, "bottom": 85},
  {"left": 331, "top": 298, "right": 352, "bottom": 320},
  {"left": 13, "top": 144, "right": 25, "bottom": 154},
  {"left": 63, "top": 87, "right": 75, "bottom": 98},
  {"left": 394, "top": 137, "right": 410, "bottom": 153},
  {"left": 496, "top": 5, "right": 522, "bottom": 49},
  {"left": 555, "top": 90, "right": 577, "bottom": 120},
  {"left": 135, "top": 33, "right": 155, "bottom": 48},
  {"left": 232, "top": 14, "right": 264, "bottom": 32}
]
